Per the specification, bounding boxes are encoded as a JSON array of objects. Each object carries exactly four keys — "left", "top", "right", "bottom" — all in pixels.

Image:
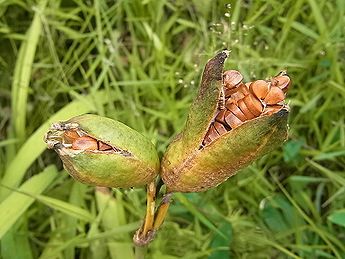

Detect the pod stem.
[
  {"left": 133, "top": 182, "right": 173, "bottom": 249},
  {"left": 133, "top": 181, "right": 157, "bottom": 247},
  {"left": 142, "top": 181, "right": 156, "bottom": 234},
  {"left": 153, "top": 193, "right": 173, "bottom": 230},
  {"left": 134, "top": 245, "right": 147, "bottom": 259}
]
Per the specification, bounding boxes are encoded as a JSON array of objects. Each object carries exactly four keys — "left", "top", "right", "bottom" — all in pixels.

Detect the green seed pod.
[
  {"left": 161, "top": 51, "right": 290, "bottom": 192},
  {"left": 44, "top": 114, "right": 159, "bottom": 188}
]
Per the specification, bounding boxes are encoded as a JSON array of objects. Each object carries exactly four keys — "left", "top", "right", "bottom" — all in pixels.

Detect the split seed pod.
[
  {"left": 44, "top": 114, "right": 160, "bottom": 188},
  {"left": 161, "top": 51, "right": 290, "bottom": 192}
]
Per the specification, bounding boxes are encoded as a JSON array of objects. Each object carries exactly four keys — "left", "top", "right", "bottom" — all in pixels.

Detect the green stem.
[
  {"left": 135, "top": 245, "right": 147, "bottom": 259},
  {"left": 142, "top": 181, "right": 156, "bottom": 235},
  {"left": 153, "top": 193, "right": 173, "bottom": 230}
]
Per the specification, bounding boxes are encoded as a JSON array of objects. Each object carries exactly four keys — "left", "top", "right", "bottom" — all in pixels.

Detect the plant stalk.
[
  {"left": 142, "top": 181, "right": 156, "bottom": 234},
  {"left": 153, "top": 193, "right": 173, "bottom": 230},
  {"left": 135, "top": 245, "right": 147, "bottom": 259}
]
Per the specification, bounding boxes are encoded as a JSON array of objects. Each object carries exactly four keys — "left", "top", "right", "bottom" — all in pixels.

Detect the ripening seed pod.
[
  {"left": 44, "top": 114, "right": 160, "bottom": 188},
  {"left": 161, "top": 51, "right": 290, "bottom": 192}
]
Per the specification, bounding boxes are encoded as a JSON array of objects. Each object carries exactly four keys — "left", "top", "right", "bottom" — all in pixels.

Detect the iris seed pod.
[
  {"left": 161, "top": 51, "right": 290, "bottom": 192},
  {"left": 44, "top": 114, "right": 160, "bottom": 188}
]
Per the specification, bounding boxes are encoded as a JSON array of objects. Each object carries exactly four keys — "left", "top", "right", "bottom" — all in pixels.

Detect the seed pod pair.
[
  {"left": 44, "top": 114, "right": 159, "bottom": 188},
  {"left": 44, "top": 52, "right": 290, "bottom": 194},
  {"left": 161, "top": 51, "right": 290, "bottom": 192}
]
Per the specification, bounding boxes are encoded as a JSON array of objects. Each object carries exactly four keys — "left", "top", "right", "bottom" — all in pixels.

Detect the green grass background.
[{"left": 0, "top": 0, "right": 344, "bottom": 258}]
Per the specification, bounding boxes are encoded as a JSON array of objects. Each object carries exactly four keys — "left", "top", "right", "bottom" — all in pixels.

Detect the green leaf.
[
  {"left": 261, "top": 204, "right": 288, "bottom": 232},
  {"left": 283, "top": 139, "right": 304, "bottom": 163},
  {"left": 175, "top": 193, "right": 227, "bottom": 239},
  {"left": 208, "top": 221, "right": 232, "bottom": 259},
  {"left": 11, "top": 0, "right": 48, "bottom": 141},
  {"left": 278, "top": 17, "right": 319, "bottom": 39},
  {"left": 328, "top": 210, "right": 345, "bottom": 228},
  {"left": 0, "top": 165, "right": 58, "bottom": 239},
  {"left": 314, "top": 150, "right": 345, "bottom": 161},
  {"left": 35, "top": 193, "right": 94, "bottom": 222}
]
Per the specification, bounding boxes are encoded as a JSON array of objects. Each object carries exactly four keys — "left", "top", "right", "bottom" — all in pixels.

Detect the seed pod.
[
  {"left": 161, "top": 51, "right": 290, "bottom": 192},
  {"left": 44, "top": 114, "right": 160, "bottom": 188}
]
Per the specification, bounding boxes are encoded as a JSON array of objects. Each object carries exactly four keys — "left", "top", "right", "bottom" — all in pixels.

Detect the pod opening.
[
  {"left": 202, "top": 70, "right": 291, "bottom": 146},
  {"left": 44, "top": 124, "right": 131, "bottom": 157}
]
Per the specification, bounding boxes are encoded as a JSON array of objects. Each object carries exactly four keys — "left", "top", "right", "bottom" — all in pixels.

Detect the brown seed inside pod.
[
  {"left": 206, "top": 124, "right": 220, "bottom": 142},
  {"left": 243, "top": 95, "right": 263, "bottom": 116},
  {"left": 214, "top": 121, "right": 228, "bottom": 135},
  {"left": 238, "top": 83, "right": 250, "bottom": 95},
  {"left": 263, "top": 105, "right": 284, "bottom": 115},
  {"left": 228, "top": 83, "right": 250, "bottom": 102},
  {"left": 98, "top": 141, "right": 113, "bottom": 151},
  {"left": 72, "top": 136, "right": 98, "bottom": 150},
  {"left": 224, "top": 110, "right": 243, "bottom": 128},
  {"left": 215, "top": 109, "right": 227, "bottom": 122},
  {"left": 229, "top": 91, "right": 246, "bottom": 102},
  {"left": 63, "top": 130, "right": 81, "bottom": 144},
  {"left": 203, "top": 136, "right": 212, "bottom": 145},
  {"left": 250, "top": 80, "right": 271, "bottom": 99},
  {"left": 225, "top": 87, "right": 237, "bottom": 98},
  {"left": 264, "top": 86, "right": 285, "bottom": 105},
  {"left": 237, "top": 99, "right": 255, "bottom": 119},
  {"left": 226, "top": 102, "right": 247, "bottom": 121},
  {"left": 223, "top": 70, "right": 243, "bottom": 89},
  {"left": 273, "top": 75, "right": 290, "bottom": 93}
]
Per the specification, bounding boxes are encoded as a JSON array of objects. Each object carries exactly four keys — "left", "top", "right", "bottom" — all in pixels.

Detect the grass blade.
[
  {"left": 34, "top": 194, "right": 94, "bottom": 222},
  {"left": 328, "top": 210, "right": 345, "bottom": 228},
  {"left": 175, "top": 193, "right": 227, "bottom": 239},
  {"left": 0, "top": 165, "right": 57, "bottom": 239},
  {"left": 12, "top": 0, "right": 48, "bottom": 141}
]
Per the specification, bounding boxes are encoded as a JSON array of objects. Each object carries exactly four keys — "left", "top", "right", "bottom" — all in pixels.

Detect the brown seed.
[
  {"left": 224, "top": 110, "right": 243, "bottom": 128},
  {"left": 203, "top": 136, "right": 212, "bottom": 146},
  {"left": 264, "top": 86, "right": 285, "bottom": 105},
  {"left": 63, "top": 130, "right": 80, "bottom": 144},
  {"left": 223, "top": 70, "right": 243, "bottom": 89},
  {"left": 206, "top": 124, "right": 220, "bottom": 141},
  {"left": 250, "top": 80, "right": 270, "bottom": 99},
  {"left": 224, "top": 87, "right": 237, "bottom": 98},
  {"left": 273, "top": 75, "right": 290, "bottom": 93},
  {"left": 243, "top": 95, "right": 263, "bottom": 116},
  {"left": 214, "top": 121, "right": 228, "bottom": 135},
  {"left": 237, "top": 99, "right": 255, "bottom": 119},
  {"left": 225, "top": 83, "right": 249, "bottom": 100},
  {"left": 215, "top": 109, "right": 227, "bottom": 123},
  {"left": 263, "top": 105, "right": 283, "bottom": 115},
  {"left": 229, "top": 90, "right": 246, "bottom": 102},
  {"left": 72, "top": 136, "right": 98, "bottom": 150},
  {"left": 98, "top": 141, "right": 113, "bottom": 151},
  {"left": 226, "top": 103, "right": 247, "bottom": 121},
  {"left": 237, "top": 83, "right": 250, "bottom": 95}
]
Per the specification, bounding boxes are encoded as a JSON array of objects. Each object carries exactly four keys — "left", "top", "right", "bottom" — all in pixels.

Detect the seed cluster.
[{"left": 202, "top": 70, "right": 290, "bottom": 145}]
